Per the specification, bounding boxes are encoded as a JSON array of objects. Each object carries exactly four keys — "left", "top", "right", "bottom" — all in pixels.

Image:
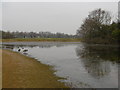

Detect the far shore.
[
  {"left": 1, "top": 38, "right": 81, "bottom": 42},
  {"left": 2, "top": 49, "right": 68, "bottom": 88}
]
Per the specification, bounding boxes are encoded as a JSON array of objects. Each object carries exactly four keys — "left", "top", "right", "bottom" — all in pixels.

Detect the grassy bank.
[
  {"left": 2, "top": 49, "right": 68, "bottom": 88},
  {"left": 1, "top": 38, "right": 81, "bottom": 42}
]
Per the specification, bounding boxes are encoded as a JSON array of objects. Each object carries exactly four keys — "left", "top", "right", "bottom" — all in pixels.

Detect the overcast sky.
[{"left": 2, "top": 2, "right": 118, "bottom": 34}]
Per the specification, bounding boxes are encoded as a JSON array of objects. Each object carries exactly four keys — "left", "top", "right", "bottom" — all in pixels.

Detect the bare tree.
[
  {"left": 88, "top": 9, "right": 111, "bottom": 25},
  {"left": 77, "top": 8, "right": 112, "bottom": 43}
]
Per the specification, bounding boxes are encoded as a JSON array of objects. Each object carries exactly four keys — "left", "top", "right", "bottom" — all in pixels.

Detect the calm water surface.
[{"left": 2, "top": 42, "right": 119, "bottom": 88}]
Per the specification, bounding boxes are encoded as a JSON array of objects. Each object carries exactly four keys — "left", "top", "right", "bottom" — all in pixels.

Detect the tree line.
[
  {"left": 0, "top": 31, "right": 77, "bottom": 39},
  {"left": 77, "top": 8, "right": 120, "bottom": 44}
]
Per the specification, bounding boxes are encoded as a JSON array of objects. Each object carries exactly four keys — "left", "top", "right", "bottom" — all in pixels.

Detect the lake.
[{"left": 2, "top": 42, "right": 119, "bottom": 88}]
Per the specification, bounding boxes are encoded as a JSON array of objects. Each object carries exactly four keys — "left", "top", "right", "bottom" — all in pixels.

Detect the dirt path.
[{"left": 2, "top": 49, "right": 67, "bottom": 88}]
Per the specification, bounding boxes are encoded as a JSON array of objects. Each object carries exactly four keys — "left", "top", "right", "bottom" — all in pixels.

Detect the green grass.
[{"left": 1, "top": 38, "right": 81, "bottom": 42}]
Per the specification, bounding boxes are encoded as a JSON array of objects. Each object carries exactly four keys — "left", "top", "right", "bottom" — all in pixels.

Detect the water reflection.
[
  {"left": 76, "top": 44, "right": 119, "bottom": 79},
  {"left": 76, "top": 44, "right": 120, "bottom": 62},
  {"left": 2, "top": 43, "right": 67, "bottom": 49}
]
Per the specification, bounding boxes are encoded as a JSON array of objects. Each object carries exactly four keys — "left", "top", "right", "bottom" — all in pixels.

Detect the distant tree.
[
  {"left": 2, "top": 31, "right": 15, "bottom": 39},
  {"left": 1, "top": 31, "right": 76, "bottom": 39}
]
